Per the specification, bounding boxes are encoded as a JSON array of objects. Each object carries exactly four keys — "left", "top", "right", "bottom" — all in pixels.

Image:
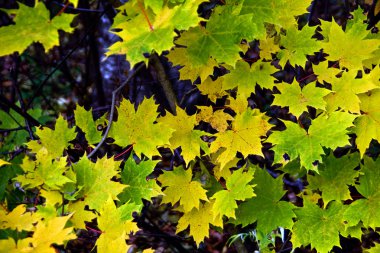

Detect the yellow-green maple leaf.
[
  {"left": 0, "top": 238, "right": 33, "bottom": 253},
  {"left": 167, "top": 47, "right": 218, "bottom": 82},
  {"left": 210, "top": 108, "right": 273, "bottom": 169},
  {"left": 273, "top": 81, "right": 331, "bottom": 116},
  {"left": 27, "top": 115, "right": 76, "bottom": 160},
  {"left": 319, "top": 8, "right": 380, "bottom": 70},
  {"left": 196, "top": 106, "right": 234, "bottom": 133},
  {"left": 68, "top": 200, "right": 96, "bottom": 229},
  {"left": 109, "top": 97, "right": 173, "bottom": 158},
  {"left": 73, "top": 156, "right": 126, "bottom": 210},
  {"left": 324, "top": 69, "right": 379, "bottom": 113},
  {"left": 259, "top": 36, "right": 280, "bottom": 60},
  {"left": 312, "top": 61, "right": 341, "bottom": 84},
  {"left": 223, "top": 60, "right": 278, "bottom": 98},
  {"left": 96, "top": 197, "right": 139, "bottom": 253},
  {"left": 197, "top": 76, "right": 228, "bottom": 103},
  {"left": 107, "top": 0, "right": 204, "bottom": 65},
  {"left": 211, "top": 168, "right": 256, "bottom": 218},
  {"left": 0, "top": 159, "right": 10, "bottom": 167},
  {"left": 158, "top": 166, "right": 208, "bottom": 212},
  {"left": 176, "top": 200, "right": 223, "bottom": 246},
  {"left": 157, "top": 107, "right": 209, "bottom": 164},
  {"left": 74, "top": 106, "right": 102, "bottom": 145},
  {"left": 352, "top": 89, "right": 380, "bottom": 157},
  {"left": 0, "top": 2, "right": 76, "bottom": 57}
]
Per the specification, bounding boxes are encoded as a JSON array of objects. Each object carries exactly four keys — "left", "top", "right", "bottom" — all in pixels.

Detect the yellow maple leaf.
[
  {"left": 0, "top": 205, "right": 38, "bottom": 231},
  {"left": 0, "top": 159, "right": 10, "bottom": 167},
  {"left": 159, "top": 166, "right": 208, "bottom": 212},
  {"left": 210, "top": 108, "right": 273, "bottom": 168},
  {"left": 157, "top": 107, "right": 209, "bottom": 164},
  {"left": 196, "top": 106, "right": 234, "bottom": 133},
  {"left": 176, "top": 200, "right": 223, "bottom": 246},
  {"left": 29, "top": 215, "right": 76, "bottom": 253},
  {"left": 197, "top": 76, "right": 227, "bottom": 103}
]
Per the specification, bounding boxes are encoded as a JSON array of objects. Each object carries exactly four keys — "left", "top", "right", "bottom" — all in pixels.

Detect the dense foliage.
[{"left": 0, "top": 0, "right": 380, "bottom": 252}]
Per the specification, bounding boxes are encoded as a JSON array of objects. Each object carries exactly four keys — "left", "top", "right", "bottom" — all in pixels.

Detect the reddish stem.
[
  {"left": 114, "top": 144, "right": 135, "bottom": 160},
  {"left": 56, "top": 1, "right": 70, "bottom": 16},
  {"left": 86, "top": 225, "right": 103, "bottom": 234},
  {"left": 138, "top": 1, "right": 154, "bottom": 31}
]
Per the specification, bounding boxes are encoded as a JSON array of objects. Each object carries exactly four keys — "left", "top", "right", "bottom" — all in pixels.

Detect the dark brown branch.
[
  {"left": 149, "top": 53, "right": 178, "bottom": 115},
  {"left": 0, "top": 94, "right": 40, "bottom": 127}
]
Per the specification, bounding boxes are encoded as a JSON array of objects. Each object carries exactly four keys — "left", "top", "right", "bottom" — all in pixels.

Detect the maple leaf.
[
  {"left": 324, "top": 70, "right": 379, "bottom": 113},
  {"left": 109, "top": 97, "right": 173, "bottom": 159},
  {"left": 0, "top": 238, "right": 33, "bottom": 253},
  {"left": 0, "top": 204, "right": 38, "bottom": 231},
  {"left": 157, "top": 107, "right": 209, "bottom": 164},
  {"left": 312, "top": 61, "right": 341, "bottom": 84},
  {"left": 158, "top": 166, "right": 208, "bottom": 212},
  {"left": 118, "top": 156, "right": 163, "bottom": 207},
  {"left": 0, "top": 2, "right": 76, "bottom": 57},
  {"left": 211, "top": 168, "right": 256, "bottom": 218},
  {"left": 352, "top": 89, "right": 380, "bottom": 156},
  {"left": 74, "top": 106, "right": 102, "bottom": 145},
  {"left": 68, "top": 200, "right": 96, "bottom": 229},
  {"left": 15, "top": 150, "right": 73, "bottom": 190},
  {"left": 28, "top": 215, "right": 76, "bottom": 253},
  {"left": 27, "top": 115, "right": 76, "bottom": 160},
  {"left": 343, "top": 157, "right": 380, "bottom": 228},
  {"left": 167, "top": 47, "right": 218, "bottom": 82},
  {"left": 277, "top": 25, "right": 321, "bottom": 67},
  {"left": 176, "top": 5, "right": 257, "bottom": 67},
  {"left": 196, "top": 106, "right": 234, "bottom": 133},
  {"left": 0, "top": 159, "right": 10, "bottom": 167},
  {"left": 197, "top": 76, "right": 228, "bottom": 103},
  {"left": 259, "top": 37, "right": 280, "bottom": 60},
  {"left": 176, "top": 200, "right": 223, "bottom": 246},
  {"left": 319, "top": 8, "right": 380, "bottom": 70},
  {"left": 308, "top": 152, "right": 360, "bottom": 207},
  {"left": 272, "top": 81, "right": 331, "bottom": 116},
  {"left": 73, "top": 156, "right": 126, "bottom": 210},
  {"left": 210, "top": 108, "right": 273, "bottom": 169},
  {"left": 96, "top": 197, "right": 139, "bottom": 253},
  {"left": 234, "top": 168, "right": 295, "bottom": 236},
  {"left": 106, "top": 0, "right": 204, "bottom": 65},
  {"left": 223, "top": 60, "right": 278, "bottom": 98},
  {"left": 267, "top": 112, "right": 357, "bottom": 170},
  {"left": 239, "top": 0, "right": 312, "bottom": 38},
  {"left": 292, "top": 200, "right": 346, "bottom": 253}
]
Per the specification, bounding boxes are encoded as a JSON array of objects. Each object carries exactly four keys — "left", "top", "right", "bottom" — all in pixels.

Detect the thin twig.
[
  {"left": 0, "top": 94, "right": 40, "bottom": 127},
  {"left": 87, "top": 63, "right": 145, "bottom": 159},
  {"left": 0, "top": 127, "right": 27, "bottom": 133},
  {"left": 52, "top": 1, "right": 104, "bottom": 13}
]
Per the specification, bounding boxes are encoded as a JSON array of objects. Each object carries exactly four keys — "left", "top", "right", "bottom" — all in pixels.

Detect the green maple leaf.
[
  {"left": 239, "top": 0, "right": 311, "bottom": 38},
  {"left": 234, "top": 168, "right": 295, "bottom": 236},
  {"left": 268, "top": 112, "right": 356, "bottom": 170},
  {"left": 344, "top": 157, "right": 380, "bottom": 228},
  {"left": 157, "top": 107, "right": 209, "bottom": 164},
  {"left": 292, "top": 200, "right": 346, "bottom": 253},
  {"left": 319, "top": 8, "right": 380, "bottom": 70},
  {"left": 96, "top": 197, "right": 139, "bottom": 253},
  {"left": 352, "top": 89, "right": 380, "bottom": 156},
  {"left": 277, "top": 25, "right": 321, "bottom": 67},
  {"left": 176, "top": 200, "right": 223, "bottom": 246},
  {"left": 158, "top": 166, "right": 208, "bottom": 212},
  {"left": 74, "top": 106, "right": 102, "bottom": 145},
  {"left": 73, "top": 156, "right": 126, "bottom": 210},
  {"left": 210, "top": 108, "right": 273, "bottom": 169},
  {"left": 308, "top": 152, "right": 360, "bottom": 207},
  {"left": 211, "top": 168, "right": 256, "bottom": 219},
  {"left": 0, "top": 2, "right": 76, "bottom": 56},
  {"left": 273, "top": 81, "right": 331, "bottom": 116},
  {"left": 222, "top": 60, "right": 278, "bottom": 98},
  {"left": 118, "top": 156, "right": 163, "bottom": 207},
  {"left": 109, "top": 97, "right": 173, "bottom": 158},
  {"left": 27, "top": 115, "right": 76, "bottom": 160},
  {"left": 324, "top": 70, "right": 379, "bottom": 113},
  {"left": 176, "top": 5, "right": 257, "bottom": 67},
  {"left": 106, "top": 0, "right": 203, "bottom": 65}
]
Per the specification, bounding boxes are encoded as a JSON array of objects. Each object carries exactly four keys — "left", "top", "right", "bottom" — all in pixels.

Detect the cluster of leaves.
[{"left": 0, "top": 0, "right": 380, "bottom": 252}]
